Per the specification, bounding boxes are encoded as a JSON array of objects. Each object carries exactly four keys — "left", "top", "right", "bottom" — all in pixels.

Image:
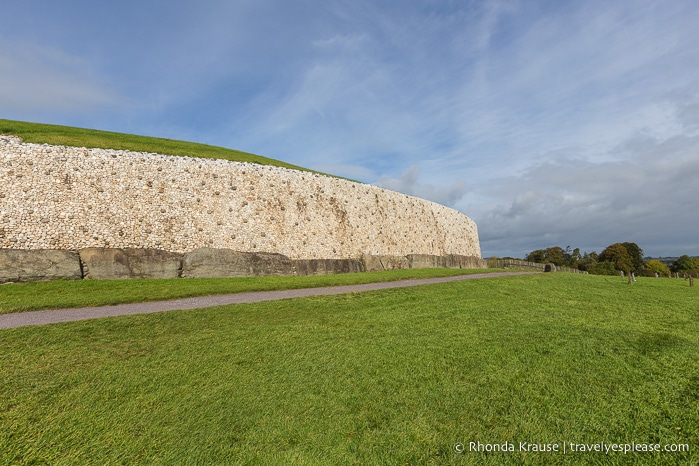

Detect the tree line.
[{"left": 522, "top": 243, "right": 699, "bottom": 277}]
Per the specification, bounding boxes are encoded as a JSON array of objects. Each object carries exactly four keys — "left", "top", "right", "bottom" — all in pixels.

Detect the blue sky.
[{"left": 2, "top": 0, "right": 698, "bottom": 258}]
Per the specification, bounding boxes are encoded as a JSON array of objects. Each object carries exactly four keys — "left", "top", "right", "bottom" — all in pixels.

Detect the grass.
[
  {"left": 1, "top": 273, "right": 697, "bottom": 464},
  {"left": 0, "top": 119, "right": 322, "bottom": 175},
  {"left": 0, "top": 268, "right": 504, "bottom": 314}
]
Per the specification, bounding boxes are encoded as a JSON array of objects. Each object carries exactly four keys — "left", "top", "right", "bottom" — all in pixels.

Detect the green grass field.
[
  {"left": 0, "top": 268, "right": 501, "bottom": 315},
  {"left": 0, "top": 119, "right": 320, "bottom": 174},
  {"left": 1, "top": 273, "right": 696, "bottom": 464}
]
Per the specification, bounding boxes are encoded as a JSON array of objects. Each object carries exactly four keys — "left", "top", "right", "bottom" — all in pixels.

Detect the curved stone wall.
[{"left": 0, "top": 136, "right": 481, "bottom": 260}]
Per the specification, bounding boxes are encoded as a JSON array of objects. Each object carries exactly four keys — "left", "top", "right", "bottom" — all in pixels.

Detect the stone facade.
[
  {"left": 0, "top": 248, "right": 488, "bottom": 283},
  {"left": 0, "top": 136, "right": 482, "bottom": 261}
]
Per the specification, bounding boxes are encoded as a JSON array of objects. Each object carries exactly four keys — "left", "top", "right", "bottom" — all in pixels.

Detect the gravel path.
[{"left": 0, "top": 272, "right": 535, "bottom": 329}]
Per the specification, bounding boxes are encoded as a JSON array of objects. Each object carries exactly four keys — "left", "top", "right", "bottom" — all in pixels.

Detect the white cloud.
[
  {"left": 467, "top": 125, "right": 699, "bottom": 258},
  {"left": 376, "top": 165, "right": 469, "bottom": 207}
]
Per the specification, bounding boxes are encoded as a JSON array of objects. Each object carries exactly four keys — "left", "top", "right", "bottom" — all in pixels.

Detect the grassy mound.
[{"left": 0, "top": 119, "right": 319, "bottom": 174}]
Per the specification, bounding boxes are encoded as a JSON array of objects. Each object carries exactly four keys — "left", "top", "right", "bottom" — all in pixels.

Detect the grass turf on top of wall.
[
  {"left": 1, "top": 273, "right": 697, "bottom": 464},
  {"left": 0, "top": 119, "right": 320, "bottom": 174}
]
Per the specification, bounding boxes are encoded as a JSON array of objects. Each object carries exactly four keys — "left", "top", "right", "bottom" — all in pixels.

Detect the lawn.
[
  {"left": 1, "top": 273, "right": 696, "bottom": 464},
  {"left": 0, "top": 268, "right": 502, "bottom": 314}
]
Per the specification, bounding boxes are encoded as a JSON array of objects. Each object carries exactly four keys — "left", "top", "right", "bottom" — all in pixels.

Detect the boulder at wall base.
[
  {"left": 0, "top": 249, "right": 82, "bottom": 283},
  {"left": 361, "top": 254, "right": 410, "bottom": 272},
  {"left": 79, "top": 248, "right": 183, "bottom": 279},
  {"left": 445, "top": 254, "right": 488, "bottom": 269},
  {"left": 406, "top": 254, "right": 448, "bottom": 269},
  {"left": 292, "top": 258, "right": 365, "bottom": 276},
  {"left": 182, "top": 248, "right": 293, "bottom": 278},
  {"left": 407, "top": 254, "right": 486, "bottom": 269}
]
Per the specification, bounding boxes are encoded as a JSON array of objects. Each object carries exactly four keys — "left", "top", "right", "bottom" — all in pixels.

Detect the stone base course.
[
  {"left": 362, "top": 254, "right": 411, "bottom": 272},
  {"left": 0, "top": 249, "right": 82, "bottom": 283},
  {"left": 80, "top": 248, "right": 183, "bottom": 280},
  {"left": 182, "top": 248, "right": 293, "bottom": 278},
  {"left": 292, "top": 258, "right": 365, "bottom": 276},
  {"left": 407, "top": 254, "right": 487, "bottom": 269},
  {"left": 0, "top": 248, "right": 486, "bottom": 282}
]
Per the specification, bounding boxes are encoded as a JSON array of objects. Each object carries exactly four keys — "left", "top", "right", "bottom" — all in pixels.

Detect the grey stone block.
[
  {"left": 0, "top": 249, "right": 82, "bottom": 283},
  {"left": 79, "top": 248, "right": 183, "bottom": 279},
  {"left": 182, "top": 248, "right": 293, "bottom": 278},
  {"left": 445, "top": 254, "right": 488, "bottom": 269},
  {"left": 361, "top": 254, "right": 410, "bottom": 272},
  {"left": 407, "top": 254, "right": 486, "bottom": 269},
  {"left": 406, "top": 254, "right": 447, "bottom": 269},
  {"left": 292, "top": 258, "right": 365, "bottom": 275}
]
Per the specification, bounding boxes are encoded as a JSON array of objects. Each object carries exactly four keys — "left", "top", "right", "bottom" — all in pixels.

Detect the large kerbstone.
[
  {"left": 407, "top": 254, "right": 486, "bottom": 269},
  {"left": 445, "top": 254, "right": 488, "bottom": 269},
  {"left": 406, "top": 254, "right": 447, "bottom": 269},
  {"left": 361, "top": 254, "right": 410, "bottom": 272},
  {"left": 79, "top": 248, "right": 183, "bottom": 279},
  {"left": 0, "top": 249, "right": 82, "bottom": 283},
  {"left": 182, "top": 248, "right": 293, "bottom": 278},
  {"left": 292, "top": 258, "right": 365, "bottom": 276}
]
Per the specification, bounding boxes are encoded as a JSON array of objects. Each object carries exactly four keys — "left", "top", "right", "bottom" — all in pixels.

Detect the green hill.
[{"left": 0, "top": 119, "right": 322, "bottom": 175}]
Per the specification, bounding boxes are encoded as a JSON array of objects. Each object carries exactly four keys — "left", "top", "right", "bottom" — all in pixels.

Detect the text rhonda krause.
[{"left": 461, "top": 441, "right": 690, "bottom": 454}]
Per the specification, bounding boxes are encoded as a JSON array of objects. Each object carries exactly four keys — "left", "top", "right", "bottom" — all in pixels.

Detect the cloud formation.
[
  {"left": 377, "top": 165, "right": 469, "bottom": 208},
  {"left": 466, "top": 101, "right": 699, "bottom": 257}
]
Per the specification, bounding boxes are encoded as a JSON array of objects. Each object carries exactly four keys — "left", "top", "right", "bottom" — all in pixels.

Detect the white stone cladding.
[{"left": 0, "top": 136, "right": 482, "bottom": 259}]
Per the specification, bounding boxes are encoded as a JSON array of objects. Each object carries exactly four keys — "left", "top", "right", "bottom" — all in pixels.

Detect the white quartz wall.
[{"left": 0, "top": 136, "right": 482, "bottom": 259}]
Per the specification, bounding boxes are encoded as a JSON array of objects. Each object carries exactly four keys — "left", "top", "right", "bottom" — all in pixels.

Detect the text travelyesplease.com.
[{"left": 454, "top": 441, "right": 690, "bottom": 455}]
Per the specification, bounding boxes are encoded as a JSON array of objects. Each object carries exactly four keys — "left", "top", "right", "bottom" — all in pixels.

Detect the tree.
[
  {"left": 525, "top": 247, "right": 565, "bottom": 266},
  {"left": 526, "top": 249, "right": 546, "bottom": 263},
  {"left": 645, "top": 259, "right": 670, "bottom": 277},
  {"left": 577, "top": 251, "right": 598, "bottom": 272},
  {"left": 570, "top": 247, "right": 582, "bottom": 266},
  {"left": 545, "top": 246, "right": 566, "bottom": 266},
  {"left": 621, "top": 242, "right": 644, "bottom": 272},
  {"left": 525, "top": 243, "right": 644, "bottom": 272},
  {"left": 599, "top": 243, "right": 633, "bottom": 273},
  {"left": 671, "top": 255, "right": 695, "bottom": 273},
  {"left": 589, "top": 261, "right": 618, "bottom": 276}
]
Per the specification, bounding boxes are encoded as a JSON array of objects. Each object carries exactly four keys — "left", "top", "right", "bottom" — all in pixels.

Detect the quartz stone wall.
[{"left": 0, "top": 136, "right": 482, "bottom": 260}]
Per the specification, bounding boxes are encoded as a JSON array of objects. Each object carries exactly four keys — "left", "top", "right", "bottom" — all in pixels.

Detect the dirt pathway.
[{"left": 0, "top": 272, "right": 535, "bottom": 329}]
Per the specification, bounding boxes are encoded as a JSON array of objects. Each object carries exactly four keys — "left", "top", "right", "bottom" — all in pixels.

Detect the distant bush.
[
  {"left": 588, "top": 261, "right": 618, "bottom": 276},
  {"left": 670, "top": 255, "right": 699, "bottom": 275},
  {"left": 644, "top": 259, "right": 670, "bottom": 277}
]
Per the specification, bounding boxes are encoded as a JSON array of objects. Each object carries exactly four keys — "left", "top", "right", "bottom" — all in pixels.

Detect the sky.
[{"left": 2, "top": 0, "right": 698, "bottom": 259}]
